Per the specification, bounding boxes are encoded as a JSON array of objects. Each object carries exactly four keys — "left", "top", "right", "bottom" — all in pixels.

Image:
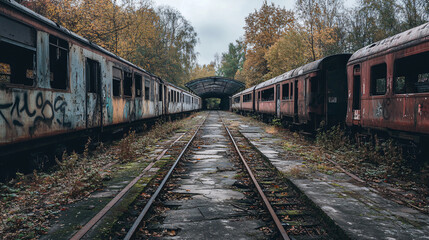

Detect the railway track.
[{"left": 70, "top": 111, "right": 346, "bottom": 239}]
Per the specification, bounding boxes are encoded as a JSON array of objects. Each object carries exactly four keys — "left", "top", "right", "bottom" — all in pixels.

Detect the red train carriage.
[
  {"left": 346, "top": 22, "right": 429, "bottom": 142},
  {"left": 255, "top": 54, "right": 351, "bottom": 130}
]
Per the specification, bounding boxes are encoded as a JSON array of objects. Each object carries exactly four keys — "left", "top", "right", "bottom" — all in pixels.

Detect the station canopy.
[{"left": 185, "top": 76, "right": 245, "bottom": 98}]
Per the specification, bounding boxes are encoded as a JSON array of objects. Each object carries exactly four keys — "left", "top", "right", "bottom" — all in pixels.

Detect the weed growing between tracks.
[{"left": 0, "top": 113, "right": 201, "bottom": 240}]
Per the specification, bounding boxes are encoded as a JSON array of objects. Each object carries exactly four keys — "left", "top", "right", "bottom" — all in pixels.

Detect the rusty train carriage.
[
  {"left": 232, "top": 21, "right": 429, "bottom": 142},
  {"left": 346, "top": 22, "right": 429, "bottom": 141},
  {"left": 232, "top": 54, "right": 351, "bottom": 130},
  {"left": 0, "top": 0, "right": 201, "bottom": 155}
]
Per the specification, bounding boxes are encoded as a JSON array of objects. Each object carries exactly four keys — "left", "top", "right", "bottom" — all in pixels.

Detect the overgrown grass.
[{"left": 316, "top": 125, "right": 412, "bottom": 181}]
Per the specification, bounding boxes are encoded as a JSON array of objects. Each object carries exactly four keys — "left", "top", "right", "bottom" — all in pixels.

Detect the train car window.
[
  {"left": 282, "top": 83, "right": 290, "bottom": 100},
  {"left": 86, "top": 59, "right": 100, "bottom": 93},
  {"left": 261, "top": 88, "right": 274, "bottom": 101},
  {"left": 112, "top": 67, "right": 122, "bottom": 97},
  {"left": 49, "top": 35, "right": 68, "bottom": 89},
  {"left": 243, "top": 93, "right": 252, "bottom": 102},
  {"left": 123, "top": 71, "right": 132, "bottom": 97},
  {"left": 0, "top": 43, "right": 35, "bottom": 86},
  {"left": 144, "top": 77, "right": 150, "bottom": 100},
  {"left": 290, "top": 82, "right": 293, "bottom": 98},
  {"left": 370, "top": 63, "right": 387, "bottom": 95},
  {"left": 310, "top": 77, "right": 318, "bottom": 93},
  {"left": 159, "top": 83, "right": 163, "bottom": 101},
  {"left": 134, "top": 73, "right": 142, "bottom": 97},
  {"left": 394, "top": 51, "right": 429, "bottom": 94},
  {"left": 234, "top": 96, "right": 240, "bottom": 103}
]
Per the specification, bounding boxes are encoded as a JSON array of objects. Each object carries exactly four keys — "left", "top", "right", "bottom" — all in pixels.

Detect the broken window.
[
  {"left": 0, "top": 40, "right": 35, "bottom": 86},
  {"left": 243, "top": 93, "right": 252, "bottom": 102},
  {"left": 86, "top": 59, "right": 100, "bottom": 93},
  {"left": 112, "top": 67, "right": 122, "bottom": 97},
  {"left": 371, "top": 63, "right": 387, "bottom": 95},
  {"left": 123, "top": 71, "right": 132, "bottom": 97},
  {"left": 134, "top": 73, "right": 142, "bottom": 97},
  {"left": 282, "top": 83, "right": 290, "bottom": 100},
  {"left": 394, "top": 51, "right": 429, "bottom": 94},
  {"left": 144, "top": 77, "right": 150, "bottom": 100},
  {"left": 261, "top": 87, "right": 274, "bottom": 101},
  {"left": 49, "top": 35, "right": 68, "bottom": 89},
  {"left": 0, "top": 15, "right": 36, "bottom": 86}
]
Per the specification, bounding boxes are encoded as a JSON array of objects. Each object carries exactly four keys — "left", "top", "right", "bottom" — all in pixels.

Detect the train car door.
[
  {"left": 294, "top": 80, "right": 298, "bottom": 122},
  {"left": 154, "top": 80, "right": 159, "bottom": 116},
  {"left": 164, "top": 85, "right": 168, "bottom": 114},
  {"left": 276, "top": 84, "right": 281, "bottom": 118},
  {"left": 352, "top": 65, "right": 361, "bottom": 124},
  {"left": 85, "top": 58, "right": 102, "bottom": 129}
]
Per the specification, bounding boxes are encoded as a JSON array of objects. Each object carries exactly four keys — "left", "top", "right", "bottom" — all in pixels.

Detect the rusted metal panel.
[
  {"left": 349, "top": 22, "right": 429, "bottom": 65},
  {"left": 36, "top": 31, "right": 50, "bottom": 88},
  {"left": 0, "top": 89, "right": 74, "bottom": 145}
]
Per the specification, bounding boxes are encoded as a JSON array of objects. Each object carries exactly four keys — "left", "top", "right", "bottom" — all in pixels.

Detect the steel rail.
[
  {"left": 124, "top": 113, "right": 208, "bottom": 240},
  {"left": 70, "top": 131, "right": 188, "bottom": 240},
  {"left": 219, "top": 112, "right": 290, "bottom": 240}
]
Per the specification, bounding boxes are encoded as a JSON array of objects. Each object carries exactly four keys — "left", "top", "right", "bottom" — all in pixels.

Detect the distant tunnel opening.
[{"left": 203, "top": 97, "right": 230, "bottom": 110}]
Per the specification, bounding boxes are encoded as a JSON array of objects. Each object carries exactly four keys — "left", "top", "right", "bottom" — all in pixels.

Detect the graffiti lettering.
[{"left": 0, "top": 91, "right": 71, "bottom": 135}]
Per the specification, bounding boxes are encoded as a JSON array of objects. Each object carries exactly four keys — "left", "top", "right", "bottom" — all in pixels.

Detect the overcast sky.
[{"left": 151, "top": 0, "right": 356, "bottom": 66}]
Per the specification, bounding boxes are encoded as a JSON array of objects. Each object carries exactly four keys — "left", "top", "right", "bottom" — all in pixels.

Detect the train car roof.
[
  {"left": 232, "top": 85, "right": 254, "bottom": 98},
  {"left": 348, "top": 22, "right": 429, "bottom": 64},
  {"left": 1, "top": 0, "right": 163, "bottom": 81},
  {"left": 255, "top": 54, "right": 351, "bottom": 90}
]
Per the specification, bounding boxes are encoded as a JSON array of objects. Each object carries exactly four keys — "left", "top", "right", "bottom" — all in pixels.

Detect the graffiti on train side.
[{"left": 0, "top": 92, "right": 71, "bottom": 135}]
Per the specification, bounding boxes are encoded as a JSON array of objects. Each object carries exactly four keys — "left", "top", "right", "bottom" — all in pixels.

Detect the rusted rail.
[
  {"left": 123, "top": 113, "right": 208, "bottom": 240},
  {"left": 70, "top": 115, "right": 207, "bottom": 240},
  {"left": 219, "top": 112, "right": 291, "bottom": 240},
  {"left": 70, "top": 133, "right": 187, "bottom": 240}
]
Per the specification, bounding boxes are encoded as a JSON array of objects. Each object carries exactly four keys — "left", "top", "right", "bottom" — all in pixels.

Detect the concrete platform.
[{"left": 222, "top": 111, "right": 429, "bottom": 240}]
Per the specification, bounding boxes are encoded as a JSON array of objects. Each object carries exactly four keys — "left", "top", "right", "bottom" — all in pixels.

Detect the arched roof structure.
[{"left": 185, "top": 76, "right": 245, "bottom": 98}]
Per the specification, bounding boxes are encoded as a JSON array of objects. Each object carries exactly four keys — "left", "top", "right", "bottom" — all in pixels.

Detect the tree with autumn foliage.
[
  {"left": 239, "top": 1, "right": 294, "bottom": 87},
  {"left": 295, "top": 0, "right": 344, "bottom": 61},
  {"left": 20, "top": 0, "right": 197, "bottom": 87},
  {"left": 189, "top": 63, "right": 216, "bottom": 80},
  {"left": 264, "top": 27, "right": 313, "bottom": 79}
]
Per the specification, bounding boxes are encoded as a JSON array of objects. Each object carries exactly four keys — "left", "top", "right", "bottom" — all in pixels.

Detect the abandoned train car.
[
  {"left": 0, "top": 0, "right": 201, "bottom": 157},
  {"left": 232, "top": 54, "right": 351, "bottom": 130},
  {"left": 346, "top": 22, "right": 429, "bottom": 143}
]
